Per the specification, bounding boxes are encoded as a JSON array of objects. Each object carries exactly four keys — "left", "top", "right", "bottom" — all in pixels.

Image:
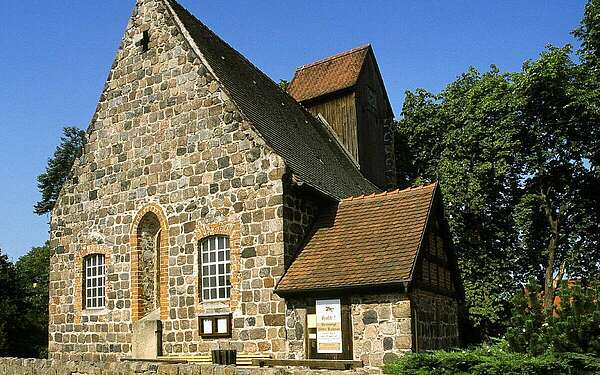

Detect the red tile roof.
[
  {"left": 276, "top": 183, "right": 438, "bottom": 293},
  {"left": 287, "top": 45, "right": 370, "bottom": 103}
]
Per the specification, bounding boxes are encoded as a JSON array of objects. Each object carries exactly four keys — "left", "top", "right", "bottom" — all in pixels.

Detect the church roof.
[
  {"left": 276, "top": 183, "right": 438, "bottom": 294},
  {"left": 287, "top": 45, "right": 371, "bottom": 103},
  {"left": 164, "top": 0, "right": 379, "bottom": 199}
]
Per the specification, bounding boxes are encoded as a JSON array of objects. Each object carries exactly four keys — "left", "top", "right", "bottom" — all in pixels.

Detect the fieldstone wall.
[
  {"left": 412, "top": 289, "right": 459, "bottom": 351},
  {"left": 283, "top": 298, "right": 309, "bottom": 360},
  {"left": 0, "top": 358, "right": 379, "bottom": 375},
  {"left": 350, "top": 294, "right": 412, "bottom": 368},
  {"left": 49, "top": 0, "right": 289, "bottom": 362},
  {"left": 282, "top": 182, "right": 321, "bottom": 269}
]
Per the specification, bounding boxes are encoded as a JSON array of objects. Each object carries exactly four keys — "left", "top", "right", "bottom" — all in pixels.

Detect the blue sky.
[{"left": 0, "top": 0, "right": 586, "bottom": 260}]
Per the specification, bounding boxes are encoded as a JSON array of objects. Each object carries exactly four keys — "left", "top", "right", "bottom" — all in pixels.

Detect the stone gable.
[{"left": 49, "top": 0, "right": 289, "bottom": 361}]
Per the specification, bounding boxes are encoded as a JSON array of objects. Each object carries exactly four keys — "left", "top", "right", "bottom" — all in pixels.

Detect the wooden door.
[{"left": 306, "top": 299, "right": 353, "bottom": 360}]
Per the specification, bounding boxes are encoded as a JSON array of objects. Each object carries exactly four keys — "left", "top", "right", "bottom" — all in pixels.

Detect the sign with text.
[{"left": 316, "top": 299, "right": 342, "bottom": 353}]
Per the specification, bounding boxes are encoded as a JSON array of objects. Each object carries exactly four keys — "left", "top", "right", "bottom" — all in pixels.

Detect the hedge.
[{"left": 383, "top": 345, "right": 600, "bottom": 375}]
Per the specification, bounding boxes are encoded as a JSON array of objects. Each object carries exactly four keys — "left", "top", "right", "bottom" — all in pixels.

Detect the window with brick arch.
[
  {"left": 200, "top": 236, "right": 231, "bottom": 301},
  {"left": 83, "top": 254, "right": 105, "bottom": 309}
]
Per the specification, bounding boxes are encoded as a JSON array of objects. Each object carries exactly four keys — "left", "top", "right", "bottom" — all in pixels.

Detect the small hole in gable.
[
  {"left": 136, "top": 30, "right": 150, "bottom": 53},
  {"left": 142, "top": 31, "right": 150, "bottom": 52}
]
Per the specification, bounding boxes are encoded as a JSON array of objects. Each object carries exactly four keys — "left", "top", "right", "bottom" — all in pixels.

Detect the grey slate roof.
[{"left": 165, "top": 0, "right": 379, "bottom": 199}]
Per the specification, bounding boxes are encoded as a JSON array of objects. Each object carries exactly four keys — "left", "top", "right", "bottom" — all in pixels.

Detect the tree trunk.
[{"left": 541, "top": 189, "right": 561, "bottom": 309}]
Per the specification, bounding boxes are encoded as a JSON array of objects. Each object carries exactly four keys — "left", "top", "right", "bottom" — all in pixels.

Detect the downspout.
[
  {"left": 154, "top": 229, "right": 163, "bottom": 357},
  {"left": 408, "top": 287, "right": 419, "bottom": 353}
]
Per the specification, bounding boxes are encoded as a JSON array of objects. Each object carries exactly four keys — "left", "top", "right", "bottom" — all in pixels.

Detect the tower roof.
[{"left": 287, "top": 45, "right": 371, "bottom": 103}]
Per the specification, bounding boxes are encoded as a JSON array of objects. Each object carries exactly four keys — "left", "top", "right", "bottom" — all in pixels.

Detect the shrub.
[
  {"left": 506, "top": 278, "right": 600, "bottom": 355},
  {"left": 383, "top": 344, "right": 600, "bottom": 375}
]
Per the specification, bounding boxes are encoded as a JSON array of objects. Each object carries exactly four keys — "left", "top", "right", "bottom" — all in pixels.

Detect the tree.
[
  {"left": 0, "top": 248, "right": 23, "bottom": 357},
  {"left": 506, "top": 278, "right": 600, "bottom": 356},
  {"left": 15, "top": 243, "right": 50, "bottom": 358},
  {"left": 512, "top": 45, "right": 600, "bottom": 308},
  {"left": 34, "top": 127, "right": 86, "bottom": 215},
  {"left": 0, "top": 244, "right": 50, "bottom": 358},
  {"left": 573, "top": 0, "right": 600, "bottom": 170},
  {"left": 396, "top": 67, "right": 521, "bottom": 338},
  {"left": 395, "top": 1, "right": 600, "bottom": 336},
  {"left": 573, "top": 0, "right": 600, "bottom": 66},
  {"left": 278, "top": 79, "right": 290, "bottom": 91}
]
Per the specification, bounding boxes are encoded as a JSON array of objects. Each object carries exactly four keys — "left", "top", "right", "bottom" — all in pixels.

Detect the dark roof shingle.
[
  {"left": 165, "top": 1, "right": 379, "bottom": 199},
  {"left": 287, "top": 45, "right": 370, "bottom": 103},
  {"left": 276, "top": 183, "right": 438, "bottom": 293}
]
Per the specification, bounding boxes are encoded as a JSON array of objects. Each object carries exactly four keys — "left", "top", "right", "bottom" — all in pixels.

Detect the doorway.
[{"left": 305, "top": 299, "right": 353, "bottom": 360}]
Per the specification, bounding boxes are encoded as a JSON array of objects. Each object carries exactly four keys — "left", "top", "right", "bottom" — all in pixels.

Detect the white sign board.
[{"left": 316, "top": 299, "right": 343, "bottom": 353}]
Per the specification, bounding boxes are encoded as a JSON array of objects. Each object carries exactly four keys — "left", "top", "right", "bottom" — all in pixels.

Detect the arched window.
[
  {"left": 200, "top": 236, "right": 231, "bottom": 301},
  {"left": 83, "top": 254, "right": 105, "bottom": 309}
]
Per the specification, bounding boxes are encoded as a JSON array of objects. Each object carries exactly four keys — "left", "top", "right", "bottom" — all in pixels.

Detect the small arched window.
[
  {"left": 83, "top": 254, "right": 105, "bottom": 309},
  {"left": 200, "top": 236, "right": 231, "bottom": 301}
]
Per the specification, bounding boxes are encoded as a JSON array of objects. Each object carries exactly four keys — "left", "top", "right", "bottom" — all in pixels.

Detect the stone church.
[{"left": 48, "top": 0, "right": 462, "bottom": 368}]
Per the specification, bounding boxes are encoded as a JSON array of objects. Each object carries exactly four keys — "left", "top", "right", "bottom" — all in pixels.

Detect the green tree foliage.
[
  {"left": 15, "top": 243, "right": 50, "bottom": 358},
  {"left": 395, "top": 0, "right": 600, "bottom": 338},
  {"left": 573, "top": 0, "right": 600, "bottom": 65},
  {"left": 0, "top": 244, "right": 50, "bottom": 358},
  {"left": 396, "top": 68, "right": 521, "bottom": 337},
  {"left": 34, "top": 127, "right": 86, "bottom": 215},
  {"left": 512, "top": 45, "right": 600, "bottom": 307},
  {"left": 278, "top": 79, "right": 290, "bottom": 91},
  {"left": 573, "top": 0, "right": 600, "bottom": 170},
  {"left": 0, "top": 248, "right": 21, "bottom": 356}
]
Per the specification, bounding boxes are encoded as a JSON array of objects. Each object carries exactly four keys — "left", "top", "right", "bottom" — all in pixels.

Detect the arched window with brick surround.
[
  {"left": 130, "top": 204, "right": 169, "bottom": 321},
  {"left": 200, "top": 236, "right": 231, "bottom": 301}
]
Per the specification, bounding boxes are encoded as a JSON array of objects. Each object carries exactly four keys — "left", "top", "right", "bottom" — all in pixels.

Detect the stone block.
[
  {"left": 392, "top": 301, "right": 411, "bottom": 319},
  {"left": 362, "top": 310, "right": 378, "bottom": 325},
  {"left": 132, "top": 315, "right": 162, "bottom": 359}
]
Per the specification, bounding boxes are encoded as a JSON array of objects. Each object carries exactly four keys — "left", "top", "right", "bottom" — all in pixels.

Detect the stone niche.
[
  {"left": 132, "top": 212, "right": 163, "bottom": 359},
  {"left": 138, "top": 212, "right": 161, "bottom": 318}
]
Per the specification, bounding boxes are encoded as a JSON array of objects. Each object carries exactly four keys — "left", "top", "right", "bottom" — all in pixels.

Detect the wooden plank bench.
[
  {"left": 252, "top": 358, "right": 363, "bottom": 370},
  {"left": 156, "top": 353, "right": 272, "bottom": 366}
]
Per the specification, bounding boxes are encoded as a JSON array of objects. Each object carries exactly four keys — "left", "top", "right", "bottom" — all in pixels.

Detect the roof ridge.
[
  {"left": 341, "top": 182, "right": 437, "bottom": 202},
  {"left": 295, "top": 44, "right": 371, "bottom": 72}
]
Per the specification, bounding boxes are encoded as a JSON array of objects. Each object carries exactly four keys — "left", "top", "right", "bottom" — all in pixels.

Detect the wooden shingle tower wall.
[{"left": 288, "top": 45, "right": 397, "bottom": 190}]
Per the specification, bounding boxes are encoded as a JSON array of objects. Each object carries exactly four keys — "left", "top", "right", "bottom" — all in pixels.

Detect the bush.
[
  {"left": 0, "top": 244, "right": 49, "bottom": 358},
  {"left": 383, "top": 344, "right": 600, "bottom": 375},
  {"left": 506, "top": 279, "right": 600, "bottom": 355}
]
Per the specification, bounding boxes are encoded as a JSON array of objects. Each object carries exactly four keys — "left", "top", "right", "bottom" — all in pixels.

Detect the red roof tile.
[
  {"left": 287, "top": 45, "right": 370, "bottom": 102},
  {"left": 276, "top": 183, "right": 438, "bottom": 293}
]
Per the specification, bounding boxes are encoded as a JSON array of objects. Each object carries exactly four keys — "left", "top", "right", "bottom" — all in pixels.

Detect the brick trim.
[
  {"left": 194, "top": 220, "right": 241, "bottom": 314},
  {"left": 130, "top": 203, "right": 170, "bottom": 321},
  {"left": 74, "top": 244, "right": 113, "bottom": 324}
]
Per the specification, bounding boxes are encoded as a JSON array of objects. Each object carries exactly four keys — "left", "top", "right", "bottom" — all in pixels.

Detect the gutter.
[{"left": 275, "top": 280, "right": 409, "bottom": 298}]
